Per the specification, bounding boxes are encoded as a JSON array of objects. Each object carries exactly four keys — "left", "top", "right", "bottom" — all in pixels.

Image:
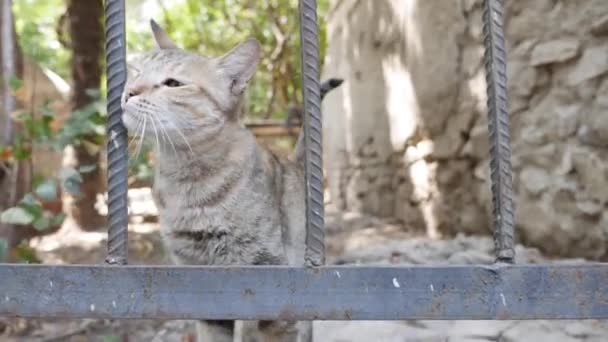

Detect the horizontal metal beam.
[{"left": 1, "top": 264, "right": 607, "bottom": 320}]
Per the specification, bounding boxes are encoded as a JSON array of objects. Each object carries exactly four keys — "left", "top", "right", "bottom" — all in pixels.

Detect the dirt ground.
[{"left": 1, "top": 190, "right": 607, "bottom": 342}]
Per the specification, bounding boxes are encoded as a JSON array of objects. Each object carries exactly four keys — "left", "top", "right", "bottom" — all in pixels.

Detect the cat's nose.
[
  {"left": 125, "top": 91, "right": 137, "bottom": 102},
  {"left": 125, "top": 85, "right": 144, "bottom": 102}
]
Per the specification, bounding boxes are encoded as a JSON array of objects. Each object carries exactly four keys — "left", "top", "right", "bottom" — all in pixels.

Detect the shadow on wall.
[
  {"left": 321, "top": 0, "right": 488, "bottom": 240},
  {"left": 322, "top": 0, "right": 399, "bottom": 219},
  {"left": 323, "top": 0, "right": 608, "bottom": 260}
]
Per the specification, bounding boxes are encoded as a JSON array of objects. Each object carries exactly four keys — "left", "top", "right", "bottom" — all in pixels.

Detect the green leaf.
[
  {"left": 34, "top": 179, "right": 58, "bottom": 200},
  {"left": 19, "top": 193, "right": 42, "bottom": 209},
  {"left": 32, "top": 216, "right": 51, "bottom": 231},
  {"left": 92, "top": 124, "right": 106, "bottom": 136},
  {"left": 60, "top": 167, "right": 84, "bottom": 183},
  {"left": 1, "top": 207, "right": 35, "bottom": 225},
  {"left": 16, "top": 193, "right": 43, "bottom": 220},
  {"left": 60, "top": 167, "right": 83, "bottom": 195},
  {"left": 41, "top": 101, "right": 56, "bottom": 118},
  {"left": 14, "top": 241, "right": 40, "bottom": 264},
  {"left": 0, "top": 239, "right": 7, "bottom": 261},
  {"left": 85, "top": 88, "right": 101, "bottom": 99},
  {"left": 9, "top": 75, "right": 23, "bottom": 91},
  {"left": 102, "top": 335, "right": 121, "bottom": 342},
  {"left": 63, "top": 180, "right": 81, "bottom": 195},
  {"left": 12, "top": 135, "right": 32, "bottom": 160},
  {"left": 50, "top": 213, "right": 66, "bottom": 227}
]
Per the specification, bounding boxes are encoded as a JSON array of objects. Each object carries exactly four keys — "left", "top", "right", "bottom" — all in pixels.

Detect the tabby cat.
[{"left": 121, "top": 20, "right": 324, "bottom": 342}]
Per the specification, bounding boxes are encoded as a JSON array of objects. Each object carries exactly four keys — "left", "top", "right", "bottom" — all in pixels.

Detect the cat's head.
[{"left": 121, "top": 19, "right": 260, "bottom": 148}]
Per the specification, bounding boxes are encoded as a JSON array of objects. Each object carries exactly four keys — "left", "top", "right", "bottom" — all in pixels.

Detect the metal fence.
[{"left": 1, "top": 0, "right": 608, "bottom": 321}]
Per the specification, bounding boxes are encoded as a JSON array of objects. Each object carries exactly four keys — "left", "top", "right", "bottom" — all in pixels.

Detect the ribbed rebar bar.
[
  {"left": 482, "top": 0, "right": 515, "bottom": 263},
  {"left": 299, "top": 0, "right": 325, "bottom": 266},
  {"left": 105, "top": 0, "right": 129, "bottom": 265}
]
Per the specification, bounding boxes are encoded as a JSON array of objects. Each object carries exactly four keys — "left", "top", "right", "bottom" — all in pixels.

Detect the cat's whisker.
[
  {"left": 151, "top": 111, "right": 180, "bottom": 160},
  {"left": 148, "top": 112, "right": 162, "bottom": 154},
  {"left": 127, "top": 116, "right": 144, "bottom": 151},
  {"left": 150, "top": 112, "right": 177, "bottom": 155},
  {"left": 127, "top": 117, "right": 146, "bottom": 167},
  {"left": 133, "top": 115, "right": 147, "bottom": 161},
  {"left": 151, "top": 119, "right": 169, "bottom": 157},
  {"left": 165, "top": 118, "right": 194, "bottom": 156},
  {"left": 153, "top": 118, "right": 168, "bottom": 155},
  {"left": 156, "top": 118, "right": 185, "bottom": 169},
  {"left": 140, "top": 108, "right": 168, "bottom": 154}
]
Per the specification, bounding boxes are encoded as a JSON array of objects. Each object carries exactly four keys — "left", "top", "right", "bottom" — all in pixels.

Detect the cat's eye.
[{"left": 162, "top": 78, "right": 184, "bottom": 87}]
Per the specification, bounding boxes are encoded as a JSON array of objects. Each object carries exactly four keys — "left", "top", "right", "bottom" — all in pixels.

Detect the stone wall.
[{"left": 321, "top": 0, "right": 608, "bottom": 259}]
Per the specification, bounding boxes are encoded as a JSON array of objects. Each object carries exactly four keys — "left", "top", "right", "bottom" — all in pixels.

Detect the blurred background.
[{"left": 1, "top": 0, "right": 608, "bottom": 341}]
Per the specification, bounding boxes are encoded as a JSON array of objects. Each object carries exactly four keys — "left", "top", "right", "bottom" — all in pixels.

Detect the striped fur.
[{"left": 121, "top": 20, "right": 311, "bottom": 342}]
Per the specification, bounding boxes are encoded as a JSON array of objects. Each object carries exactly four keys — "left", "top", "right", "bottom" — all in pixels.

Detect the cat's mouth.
[{"left": 121, "top": 109, "right": 140, "bottom": 133}]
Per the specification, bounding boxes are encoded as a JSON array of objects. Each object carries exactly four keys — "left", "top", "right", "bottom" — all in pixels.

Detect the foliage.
[
  {"left": 15, "top": 0, "right": 331, "bottom": 120},
  {"left": 0, "top": 87, "right": 105, "bottom": 230},
  {"left": 101, "top": 335, "right": 122, "bottom": 342},
  {"left": 0, "top": 239, "right": 6, "bottom": 261},
  {"left": 0, "top": 238, "right": 40, "bottom": 263},
  {"left": 13, "top": 0, "right": 70, "bottom": 79},
  {"left": 1, "top": 194, "right": 66, "bottom": 231},
  {"left": 6, "top": 0, "right": 106, "bottom": 232}
]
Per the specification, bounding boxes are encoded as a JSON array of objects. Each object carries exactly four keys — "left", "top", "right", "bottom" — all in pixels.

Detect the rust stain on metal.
[
  {"left": 143, "top": 271, "right": 154, "bottom": 300},
  {"left": 575, "top": 269, "right": 584, "bottom": 283},
  {"left": 287, "top": 282, "right": 297, "bottom": 294},
  {"left": 276, "top": 305, "right": 353, "bottom": 321},
  {"left": 277, "top": 305, "right": 305, "bottom": 321},
  {"left": 432, "top": 301, "right": 442, "bottom": 315},
  {"left": 550, "top": 269, "right": 559, "bottom": 281},
  {"left": 496, "top": 311, "right": 511, "bottom": 320},
  {"left": 344, "top": 309, "right": 353, "bottom": 320}
]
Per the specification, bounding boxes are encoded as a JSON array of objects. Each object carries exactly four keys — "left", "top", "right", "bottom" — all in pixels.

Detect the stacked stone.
[{"left": 322, "top": 0, "right": 608, "bottom": 259}]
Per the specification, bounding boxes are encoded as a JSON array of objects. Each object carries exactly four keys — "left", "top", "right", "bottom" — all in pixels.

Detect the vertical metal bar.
[
  {"left": 1, "top": 0, "right": 15, "bottom": 146},
  {"left": 298, "top": 0, "right": 325, "bottom": 266},
  {"left": 482, "top": 0, "right": 515, "bottom": 263},
  {"left": 105, "top": 0, "right": 129, "bottom": 265}
]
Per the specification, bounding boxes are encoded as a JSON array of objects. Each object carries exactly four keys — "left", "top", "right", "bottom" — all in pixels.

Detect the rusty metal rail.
[{"left": 1, "top": 0, "right": 607, "bottom": 323}]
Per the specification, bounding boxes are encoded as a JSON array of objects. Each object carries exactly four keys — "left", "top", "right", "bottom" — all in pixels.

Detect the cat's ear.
[
  {"left": 150, "top": 19, "right": 178, "bottom": 49},
  {"left": 218, "top": 38, "right": 261, "bottom": 96}
]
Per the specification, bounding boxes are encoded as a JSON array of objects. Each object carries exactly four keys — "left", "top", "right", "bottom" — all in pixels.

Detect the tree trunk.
[{"left": 65, "top": 0, "right": 105, "bottom": 231}]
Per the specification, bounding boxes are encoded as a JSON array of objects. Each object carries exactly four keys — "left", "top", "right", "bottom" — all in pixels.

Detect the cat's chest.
[
  {"left": 151, "top": 176, "right": 275, "bottom": 230},
  {"left": 152, "top": 178, "right": 286, "bottom": 265},
  {"left": 152, "top": 181, "right": 217, "bottom": 225}
]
